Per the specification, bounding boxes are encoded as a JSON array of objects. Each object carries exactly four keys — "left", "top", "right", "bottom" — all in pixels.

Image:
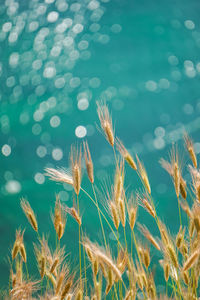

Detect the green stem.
[
  {"left": 77, "top": 194, "right": 82, "bottom": 286},
  {"left": 92, "top": 183, "right": 107, "bottom": 248}
]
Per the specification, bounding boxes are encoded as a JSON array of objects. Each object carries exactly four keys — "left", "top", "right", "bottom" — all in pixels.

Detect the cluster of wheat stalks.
[{"left": 7, "top": 102, "right": 200, "bottom": 300}]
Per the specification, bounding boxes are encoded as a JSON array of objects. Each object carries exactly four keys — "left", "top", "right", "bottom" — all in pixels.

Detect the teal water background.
[{"left": 1, "top": 0, "right": 200, "bottom": 294}]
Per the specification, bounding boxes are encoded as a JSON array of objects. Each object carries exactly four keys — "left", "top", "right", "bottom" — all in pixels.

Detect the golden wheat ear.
[
  {"left": 20, "top": 198, "right": 38, "bottom": 232},
  {"left": 184, "top": 132, "right": 197, "bottom": 168},
  {"left": 96, "top": 101, "right": 114, "bottom": 147},
  {"left": 83, "top": 141, "right": 94, "bottom": 184},
  {"left": 45, "top": 167, "right": 73, "bottom": 186},
  {"left": 70, "top": 145, "right": 82, "bottom": 196},
  {"left": 116, "top": 137, "right": 137, "bottom": 170},
  {"left": 52, "top": 195, "right": 67, "bottom": 240}
]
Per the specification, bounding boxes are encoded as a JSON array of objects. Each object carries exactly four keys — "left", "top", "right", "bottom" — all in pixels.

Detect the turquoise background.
[{"left": 1, "top": 0, "right": 200, "bottom": 294}]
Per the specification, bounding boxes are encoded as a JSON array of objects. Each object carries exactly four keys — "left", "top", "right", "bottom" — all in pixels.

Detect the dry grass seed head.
[
  {"left": 136, "top": 155, "right": 151, "bottom": 194},
  {"left": 10, "top": 280, "right": 39, "bottom": 300},
  {"left": 83, "top": 141, "right": 94, "bottom": 184},
  {"left": 192, "top": 202, "right": 200, "bottom": 233},
  {"left": 138, "top": 223, "right": 161, "bottom": 251},
  {"left": 65, "top": 203, "right": 82, "bottom": 226},
  {"left": 116, "top": 249, "right": 128, "bottom": 274},
  {"left": 166, "top": 244, "right": 178, "bottom": 269},
  {"left": 137, "top": 193, "right": 155, "bottom": 218},
  {"left": 116, "top": 137, "right": 137, "bottom": 170},
  {"left": 56, "top": 263, "right": 69, "bottom": 295},
  {"left": 163, "top": 261, "right": 170, "bottom": 282},
  {"left": 180, "top": 200, "right": 192, "bottom": 218},
  {"left": 45, "top": 167, "right": 73, "bottom": 186},
  {"left": 183, "top": 249, "right": 200, "bottom": 271},
  {"left": 184, "top": 132, "right": 197, "bottom": 168},
  {"left": 71, "top": 145, "right": 82, "bottom": 195},
  {"left": 83, "top": 238, "right": 122, "bottom": 280},
  {"left": 97, "top": 101, "right": 114, "bottom": 147},
  {"left": 113, "top": 159, "right": 124, "bottom": 206},
  {"left": 34, "top": 236, "right": 52, "bottom": 279},
  {"left": 158, "top": 220, "right": 170, "bottom": 246},
  {"left": 12, "top": 229, "right": 26, "bottom": 262},
  {"left": 110, "top": 201, "right": 120, "bottom": 230},
  {"left": 118, "top": 196, "right": 126, "bottom": 227},
  {"left": 20, "top": 198, "right": 38, "bottom": 232},
  {"left": 50, "top": 246, "right": 65, "bottom": 274},
  {"left": 189, "top": 165, "right": 200, "bottom": 202},
  {"left": 128, "top": 194, "right": 138, "bottom": 231},
  {"left": 179, "top": 176, "right": 187, "bottom": 199},
  {"left": 160, "top": 146, "right": 183, "bottom": 198},
  {"left": 176, "top": 226, "right": 185, "bottom": 249},
  {"left": 53, "top": 195, "right": 67, "bottom": 240},
  {"left": 60, "top": 277, "right": 74, "bottom": 300}
]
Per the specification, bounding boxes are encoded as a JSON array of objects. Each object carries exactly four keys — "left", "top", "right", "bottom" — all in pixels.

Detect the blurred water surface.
[{"left": 1, "top": 0, "right": 200, "bottom": 291}]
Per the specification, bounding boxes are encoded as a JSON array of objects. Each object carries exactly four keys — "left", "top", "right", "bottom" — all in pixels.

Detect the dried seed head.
[
  {"left": 71, "top": 146, "right": 82, "bottom": 195},
  {"left": 97, "top": 101, "right": 114, "bottom": 147},
  {"left": 138, "top": 223, "right": 161, "bottom": 251},
  {"left": 40, "top": 255, "right": 46, "bottom": 279},
  {"left": 128, "top": 206, "right": 137, "bottom": 231},
  {"left": 116, "top": 138, "right": 137, "bottom": 170},
  {"left": 75, "top": 289, "right": 83, "bottom": 300},
  {"left": 46, "top": 271, "right": 56, "bottom": 287},
  {"left": 142, "top": 248, "right": 150, "bottom": 269},
  {"left": 180, "top": 241, "right": 188, "bottom": 257},
  {"left": 45, "top": 167, "right": 73, "bottom": 186},
  {"left": 110, "top": 201, "right": 120, "bottom": 230},
  {"left": 107, "top": 268, "right": 113, "bottom": 287},
  {"left": 61, "top": 279, "right": 73, "bottom": 300},
  {"left": 138, "top": 194, "right": 155, "bottom": 218},
  {"left": 20, "top": 198, "right": 38, "bottom": 232},
  {"left": 184, "top": 133, "right": 197, "bottom": 168},
  {"left": 128, "top": 195, "right": 138, "bottom": 231},
  {"left": 53, "top": 196, "right": 66, "bottom": 240},
  {"left": 83, "top": 141, "right": 94, "bottom": 183},
  {"left": 182, "top": 271, "right": 189, "bottom": 285},
  {"left": 66, "top": 206, "right": 82, "bottom": 226},
  {"left": 50, "top": 257, "right": 59, "bottom": 274},
  {"left": 118, "top": 197, "right": 126, "bottom": 227},
  {"left": 166, "top": 244, "right": 178, "bottom": 269},
  {"left": 12, "top": 229, "right": 25, "bottom": 261},
  {"left": 93, "top": 258, "right": 99, "bottom": 277},
  {"left": 34, "top": 236, "right": 51, "bottom": 279},
  {"left": 10, "top": 280, "right": 39, "bottom": 299},
  {"left": 189, "top": 166, "right": 200, "bottom": 202},
  {"left": 192, "top": 202, "right": 200, "bottom": 233},
  {"left": 114, "top": 160, "right": 124, "bottom": 205},
  {"left": 174, "top": 162, "right": 180, "bottom": 198},
  {"left": 83, "top": 239, "right": 122, "bottom": 280},
  {"left": 12, "top": 241, "right": 20, "bottom": 261},
  {"left": 180, "top": 177, "right": 187, "bottom": 199},
  {"left": 183, "top": 249, "right": 200, "bottom": 271},
  {"left": 56, "top": 264, "right": 69, "bottom": 295},
  {"left": 180, "top": 200, "right": 192, "bottom": 218},
  {"left": 136, "top": 156, "right": 151, "bottom": 194},
  {"left": 158, "top": 221, "right": 170, "bottom": 246},
  {"left": 20, "top": 244, "right": 27, "bottom": 263},
  {"left": 176, "top": 226, "right": 185, "bottom": 249},
  {"left": 164, "top": 261, "right": 170, "bottom": 282},
  {"left": 160, "top": 146, "right": 182, "bottom": 198},
  {"left": 117, "top": 250, "right": 128, "bottom": 274},
  {"left": 50, "top": 247, "right": 65, "bottom": 274}
]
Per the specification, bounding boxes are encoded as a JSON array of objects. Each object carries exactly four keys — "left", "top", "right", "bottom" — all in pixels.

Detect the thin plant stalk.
[
  {"left": 81, "top": 187, "right": 123, "bottom": 250},
  {"left": 77, "top": 194, "right": 82, "bottom": 286},
  {"left": 92, "top": 183, "right": 107, "bottom": 249}
]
